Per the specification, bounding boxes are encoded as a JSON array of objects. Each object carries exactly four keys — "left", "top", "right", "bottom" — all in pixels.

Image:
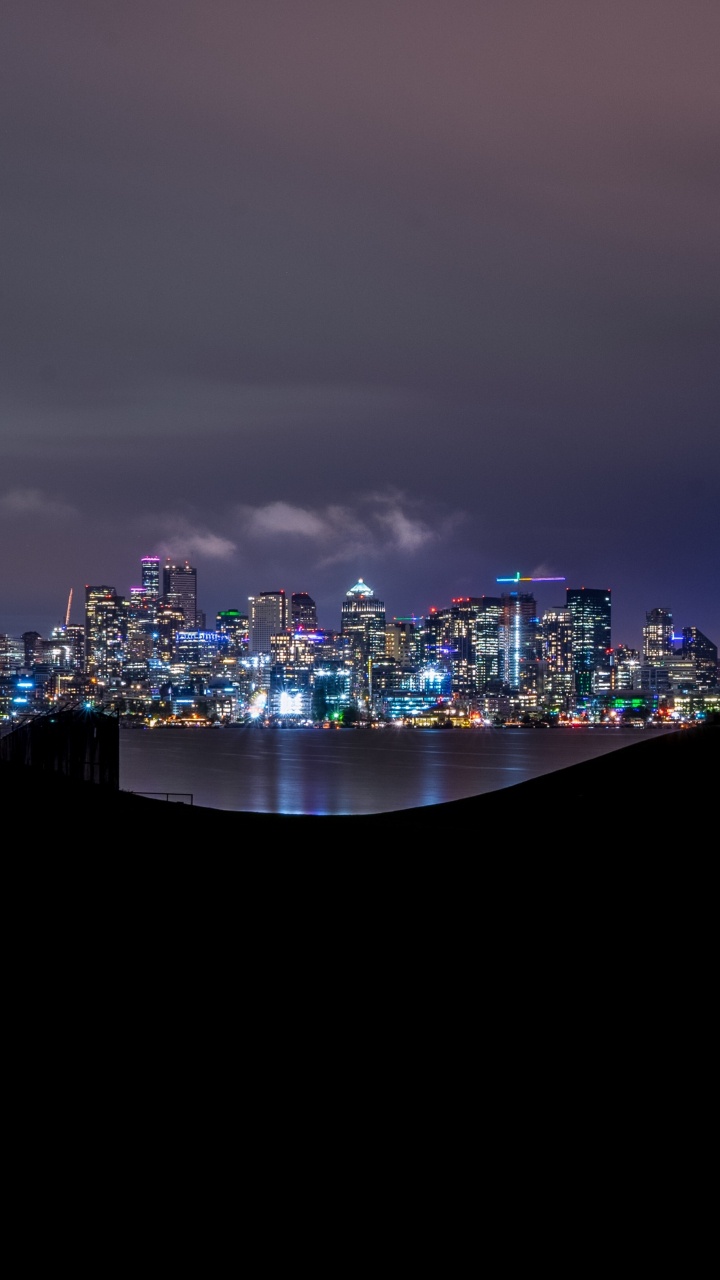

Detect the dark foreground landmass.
[
  {"left": 4, "top": 721, "right": 716, "bottom": 1052},
  {"left": 3, "top": 719, "right": 717, "bottom": 838}
]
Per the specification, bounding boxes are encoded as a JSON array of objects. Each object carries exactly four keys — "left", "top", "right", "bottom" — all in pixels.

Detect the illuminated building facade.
[
  {"left": 385, "top": 617, "right": 420, "bottom": 664},
  {"left": 162, "top": 559, "right": 197, "bottom": 629},
  {"left": 500, "top": 592, "right": 540, "bottom": 693},
  {"left": 446, "top": 599, "right": 480, "bottom": 698},
  {"left": 474, "top": 597, "right": 503, "bottom": 693},
  {"left": 643, "top": 608, "right": 674, "bottom": 663},
  {"left": 141, "top": 556, "right": 161, "bottom": 603},
  {"left": 249, "top": 590, "right": 289, "bottom": 654},
  {"left": 610, "top": 644, "right": 641, "bottom": 692},
  {"left": 681, "top": 627, "right": 718, "bottom": 689},
  {"left": 216, "top": 610, "right": 249, "bottom": 655},
  {"left": 541, "top": 606, "right": 574, "bottom": 707},
  {"left": 291, "top": 592, "right": 318, "bottom": 630},
  {"left": 417, "top": 607, "right": 452, "bottom": 667},
  {"left": 340, "top": 579, "right": 386, "bottom": 705},
  {"left": 85, "top": 585, "right": 126, "bottom": 690},
  {"left": 566, "top": 587, "right": 612, "bottom": 698}
]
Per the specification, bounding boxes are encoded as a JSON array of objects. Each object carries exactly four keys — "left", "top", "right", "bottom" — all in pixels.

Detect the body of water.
[{"left": 119, "top": 723, "right": 676, "bottom": 816}]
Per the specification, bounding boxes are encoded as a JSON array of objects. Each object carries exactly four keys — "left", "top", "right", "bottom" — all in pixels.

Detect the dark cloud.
[{"left": 1, "top": 1, "right": 718, "bottom": 646}]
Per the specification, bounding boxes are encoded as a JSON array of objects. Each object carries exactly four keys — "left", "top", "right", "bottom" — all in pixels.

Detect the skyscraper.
[
  {"left": 249, "top": 591, "right": 289, "bottom": 653},
  {"left": 474, "top": 596, "right": 503, "bottom": 692},
  {"left": 216, "top": 610, "right": 249, "bottom": 655},
  {"left": 85, "top": 584, "right": 126, "bottom": 689},
  {"left": 500, "top": 592, "right": 540, "bottom": 692},
  {"left": 643, "top": 608, "right": 674, "bottom": 663},
  {"left": 291, "top": 592, "right": 318, "bottom": 631},
  {"left": 141, "top": 556, "right": 161, "bottom": 602},
  {"left": 566, "top": 587, "right": 612, "bottom": 698},
  {"left": 541, "top": 606, "right": 574, "bottom": 708},
  {"left": 162, "top": 559, "right": 197, "bottom": 629},
  {"left": 449, "top": 598, "right": 483, "bottom": 698},
  {"left": 340, "top": 579, "right": 386, "bottom": 705},
  {"left": 681, "top": 626, "right": 718, "bottom": 689}
]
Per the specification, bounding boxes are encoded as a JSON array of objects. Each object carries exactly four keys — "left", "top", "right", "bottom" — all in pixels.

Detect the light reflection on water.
[{"left": 119, "top": 724, "right": 673, "bottom": 816}]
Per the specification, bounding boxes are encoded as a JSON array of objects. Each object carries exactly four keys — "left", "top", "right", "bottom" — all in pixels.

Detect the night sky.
[{"left": 2, "top": 2, "right": 718, "bottom": 650}]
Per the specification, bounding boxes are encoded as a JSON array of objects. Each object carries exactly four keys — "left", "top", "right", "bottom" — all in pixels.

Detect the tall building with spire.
[{"left": 340, "top": 579, "right": 386, "bottom": 707}]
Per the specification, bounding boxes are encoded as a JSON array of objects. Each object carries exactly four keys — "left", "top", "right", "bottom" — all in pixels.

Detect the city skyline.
[
  {"left": 2, "top": 4, "right": 718, "bottom": 651},
  {"left": 0, "top": 552, "right": 712, "bottom": 660},
  {"left": 2, "top": 551, "right": 716, "bottom": 662}
]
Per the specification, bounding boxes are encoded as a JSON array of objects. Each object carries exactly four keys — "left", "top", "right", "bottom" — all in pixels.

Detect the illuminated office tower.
[
  {"left": 0, "top": 633, "right": 26, "bottom": 672},
  {"left": 48, "top": 623, "right": 86, "bottom": 672},
  {"left": 643, "top": 608, "right": 674, "bottom": 663},
  {"left": 141, "top": 556, "right": 161, "bottom": 602},
  {"left": 500, "top": 592, "right": 540, "bottom": 692},
  {"left": 124, "top": 587, "right": 156, "bottom": 677},
  {"left": 162, "top": 559, "right": 197, "bottom": 629},
  {"left": 85, "top": 585, "right": 126, "bottom": 690},
  {"left": 22, "top": 631, "right": 44, "bottom": 669},
  {"left": 418, "top": 607, "right": 453, "bottom": 669},
  {"left": 681, "top": 626, "right": 718, "bottom": 689},
  {"left": 291, "top": 592, "right": 318, "bottom": 631},
  {"left": 449, "top": 598, "right": 483, "bottom": 698},
  {"left": 249, "top": 590, "right": 289, "bottom": 653},
  {"left": 566, "top": 587, "right": 612, "bottom": 698},
  {"left": 541, "top": 606, "right": 574, "bottom": 708},
  {"left": 473, "top": 597, "right": 503, "bottom": 692},
  {"left": 154, "top": 598, "right": 186, "bottom": 666},
  {"left": 216, "top": 610, "right": 249, "bottom": 655},
  {"left": 386, "top": 617, "right": 420, "bottom": 664},
  {"left": 610, "top": 644, "right": 641, "bottom": 692},
  {"left": 340, "top": 579, "right": 386, "bottom": 703}
]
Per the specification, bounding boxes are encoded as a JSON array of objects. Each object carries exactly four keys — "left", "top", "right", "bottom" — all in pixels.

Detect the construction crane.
[
  {"left": 496, "top": 572, "right": 566, "bottom": 584},
  {"left": 64, "top": 588, "right": 73, "bottom": 626}
]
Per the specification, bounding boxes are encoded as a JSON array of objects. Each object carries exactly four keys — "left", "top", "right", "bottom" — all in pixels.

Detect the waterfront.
[{"left": 118, "top": 723, "right": 679, "bottom": 816}]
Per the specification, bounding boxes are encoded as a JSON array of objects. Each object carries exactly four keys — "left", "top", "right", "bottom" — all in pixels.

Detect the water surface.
[{"left": 119, "top": 724, "right": 673, "bottom": 816}]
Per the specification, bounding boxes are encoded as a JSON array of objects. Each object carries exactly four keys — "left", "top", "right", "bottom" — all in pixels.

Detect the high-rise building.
[
  {"left": 474, "top": 597, "right": 503, "bottom": 692},
  {"left": 141, "top": 556, "right": 161, "bottom": 602},
  {"left": 216, "top": 610, "right": 249, "bottom": 655},
  {"left": 291, "top": 593, "right": 318, "bottom": 631},
  {"left": 643, "top": 608, "right": 674, "bottom": 663},
  {"left": 541, "top": 606, "right": 574, "bottom": 707},
  {"left": 340, "top": 579, "right": 386, "bottom": 705},
  {"left": 681, "top": 627, "right": 718, "bottom": 689},
  {"left": 610, "top": 644, "right": 641, "bottom": 693},
  {"left": 249, "top": 591, "right": 289, "bottom": 653},
  {"left": 85, "top": 585, "right": 126, "bottom": 690},
  {"left": 162, "top": 559, "right": 197, "bottom": 629},
  {"left": 449, "top": 598, "right": 483, "bottom": 698},
  {"left": 22, "top": 631, "right": 44, "bottom": 669},
  {"left": 418, "top": 607, "right": 453, "bottom": 670},
  {"left": 500, "top": 592, "right": 540, "bottom": 693},
  {"left": 386, "top": 617, "right": 420, "bottom": 664},
  {"left": 566, "top": 587, "right": 612, "bottom": 698},
  {"left": 123, "top": 588, "right": 156, "bottom": 678}
]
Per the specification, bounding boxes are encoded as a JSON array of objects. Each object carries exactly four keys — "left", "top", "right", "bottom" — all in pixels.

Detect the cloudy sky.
[{"left": 2, "top": 1, "right": 718, "bottom": 649}]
